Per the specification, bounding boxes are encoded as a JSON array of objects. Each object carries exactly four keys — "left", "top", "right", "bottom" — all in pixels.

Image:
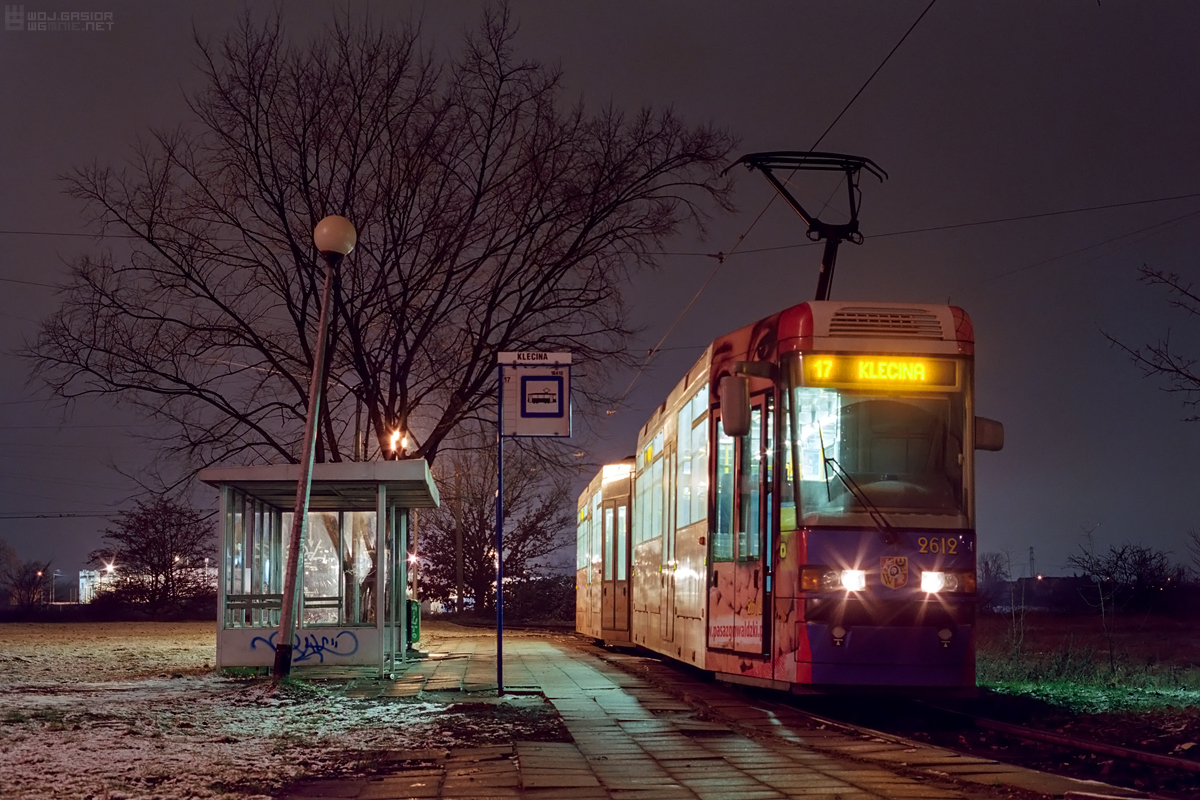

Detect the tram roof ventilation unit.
[{"left": 826, "top": 307, "right": 945, "bottom": 340}]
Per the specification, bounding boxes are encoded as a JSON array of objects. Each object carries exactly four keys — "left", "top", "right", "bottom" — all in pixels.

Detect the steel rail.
[{"left": 968, "top": 714, "right": 1200, "bottom": 775}]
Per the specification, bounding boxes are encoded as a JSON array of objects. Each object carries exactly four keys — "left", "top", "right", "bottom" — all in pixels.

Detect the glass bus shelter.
[{"left": 199, "top": 461, "right": 439, "bottom": 676}]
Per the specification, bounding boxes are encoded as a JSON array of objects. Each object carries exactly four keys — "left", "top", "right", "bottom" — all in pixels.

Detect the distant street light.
[{"left": 274, "top": 214, "right": 357, "bottom": 682}]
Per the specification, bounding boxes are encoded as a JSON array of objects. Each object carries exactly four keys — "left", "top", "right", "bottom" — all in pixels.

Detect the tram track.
[
  {"left": 759, "top": 693, "right": 1200, "bottom": 798},
  {"left": 583, "top": 640, "right": 1200, "bottom": 799}
]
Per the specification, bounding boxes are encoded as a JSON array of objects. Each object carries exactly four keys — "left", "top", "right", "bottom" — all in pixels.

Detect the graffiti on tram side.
[
  {"left": 250, "top": 630, "right": 360, "bottom": 663},
  {"left": 706, "top": 619, "right": 763, "bottom": 640}
]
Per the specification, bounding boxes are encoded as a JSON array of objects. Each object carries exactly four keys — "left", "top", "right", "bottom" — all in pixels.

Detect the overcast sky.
[{"left": 2, "top": 1, "right": 1199, "bottom": 578}]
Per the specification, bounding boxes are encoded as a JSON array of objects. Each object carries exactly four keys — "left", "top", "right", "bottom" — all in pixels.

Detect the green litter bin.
[{"left": 407, "top": 599, "right": 421, "bottom": 644}]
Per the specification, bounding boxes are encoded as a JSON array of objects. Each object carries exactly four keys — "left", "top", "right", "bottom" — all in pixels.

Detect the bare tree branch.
[
  {"left": 1102, "top": 264, "right": 1200, "bottom": 420},
  {"left": 25, "top": 7, "right": 736, "bottom": 482}
]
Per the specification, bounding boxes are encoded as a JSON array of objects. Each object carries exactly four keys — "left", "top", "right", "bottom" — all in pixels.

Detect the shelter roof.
[{"left": 198, "top": 460, "right": 439, "bottom": 511}]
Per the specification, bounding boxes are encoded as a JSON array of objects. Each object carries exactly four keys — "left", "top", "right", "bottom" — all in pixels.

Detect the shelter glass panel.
[
  {"left": 343, "top": 511, "right": 377, "bottom": 625},
  {"left": 223, "top": 489, "right": 284, "bottom": 628}
]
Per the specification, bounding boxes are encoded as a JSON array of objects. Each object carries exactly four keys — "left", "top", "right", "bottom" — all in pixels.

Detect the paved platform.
[{"left": 279, "top": 631, "right": 1155, "bottom": 800}]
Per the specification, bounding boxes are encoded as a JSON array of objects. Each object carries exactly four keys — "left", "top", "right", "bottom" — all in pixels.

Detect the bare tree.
[
  {"left": 0, "top": 556, "right": 53, "bottom": 611},
  {"left": 417, "top": 429, "right": 573, "bottom": 613},
  {"left": 26, "top": 7, "right": 735, "bottom": 482},
  {"left": 1105, "top": 265, "right": 1200, "bottom": 420},
  {"left": 1068, "top": 541, "right": 1173, "bottom": 611},
  {"left": 89, "top": 496, "right": 216, "bottom": 611},
  {"left": 976, "top": 551, "right": 1010, "bottom": 614},
  {"left": 1187, "top": 528, "right": 1200, "bottom": 575}
]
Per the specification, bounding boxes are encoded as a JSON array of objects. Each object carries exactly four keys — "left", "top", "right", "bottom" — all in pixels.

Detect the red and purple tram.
[{"left": 576, "top": 299, "right": 1003, "bottom": 692}]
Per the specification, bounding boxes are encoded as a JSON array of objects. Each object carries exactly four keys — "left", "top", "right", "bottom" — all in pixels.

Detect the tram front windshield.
[{"left": 782, "top": 353, "right": 969, "bottom": 527}]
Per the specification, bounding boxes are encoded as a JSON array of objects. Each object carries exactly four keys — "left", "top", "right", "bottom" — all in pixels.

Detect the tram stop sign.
[{"left": 498, "top": 351, "right": 572, "bottom": 437}]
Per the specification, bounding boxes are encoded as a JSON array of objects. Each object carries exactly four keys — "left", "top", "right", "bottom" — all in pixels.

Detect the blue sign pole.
[
  {"left": 494, "top": 351, "right": 571, "bottom": 696},
  {"left": 495, "top": 362, "right": 505, "bottom": 696}
]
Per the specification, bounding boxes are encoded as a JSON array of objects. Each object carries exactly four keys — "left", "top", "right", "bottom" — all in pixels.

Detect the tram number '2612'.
[{"left": 917, "top": 537, "right": 959, "bottom": 555}]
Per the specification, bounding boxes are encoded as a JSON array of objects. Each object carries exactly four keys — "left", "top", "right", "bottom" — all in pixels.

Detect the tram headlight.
[
  {"left": 922, "top": 571, "right": 948, "bottom": 593},
  {"left": 801, "top": 567, "right": 866, "bottom": 592},
  {"left": 921, "top": 571, "right": 975, "bottom": 593},
  {"left": 840, "top": 570, "right": 866, "bottom": 591}
]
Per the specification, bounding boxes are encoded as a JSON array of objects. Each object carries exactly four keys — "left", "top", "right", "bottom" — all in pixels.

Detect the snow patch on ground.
[{"left": 0, "top": 622, "right": 483, "bottom": 799}]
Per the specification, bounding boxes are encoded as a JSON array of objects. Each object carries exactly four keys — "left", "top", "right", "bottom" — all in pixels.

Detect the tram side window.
[
  {"left": 712, "top": 421, "right": 735, "bottom": 561},
  {"left": 636, "top": 453, "right": 651, "bottom": 547},
  {"left": 738, "top": 407, "right": 762, "bottom": 561},
  {"left": 604, "top": 507, "right": 614, "bottom": 581},
  {"left": 577, "top": 509, "right": 588, "bottom": 570},
  {"left": 676, "top": 384, "right": 709, "bottom": 529},
  {"left": 592, "top": 492, "right": 601, "bottom": 563},
  {"left": 781, "top": 390, "right": 797, "bottom": 531},
  {"left": 691, "top": 411, "right": 708, "bottom": 523},
  {"left": 650, "top": 456, "right": 663, "bottom": 540},
  {"left": 617, "top": 505, "right": 628, "bottom": 580}
]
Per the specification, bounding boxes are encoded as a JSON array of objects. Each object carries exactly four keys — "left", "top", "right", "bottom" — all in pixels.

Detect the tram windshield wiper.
[{"left": 819, "top": 428, "right": 899, "bottom": 545}]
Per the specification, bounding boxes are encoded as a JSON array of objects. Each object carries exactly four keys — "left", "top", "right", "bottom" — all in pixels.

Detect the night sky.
[{"left": 2, "top": 2, "right": 1199, "bottom": 579}]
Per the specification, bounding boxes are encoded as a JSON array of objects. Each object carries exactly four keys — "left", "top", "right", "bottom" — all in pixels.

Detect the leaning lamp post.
[{"left": 273, "top": 214, "right": 357, "bottom": 681}]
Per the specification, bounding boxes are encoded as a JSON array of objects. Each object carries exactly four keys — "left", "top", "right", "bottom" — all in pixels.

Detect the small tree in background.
[
  {"left": 0, "top": 538, "right": 16, "bottom": 606},
  {"left": 0, "top": 551, "right": 52, "bottom": 612},
  {"left": 1187, "top": 529, "right": 1200, "bottom": 577},
  {"left": 1068, "top": 541, "right": 1174, "bottom": 614},
  {"left": 417, "top": 430, "right": 573, "bottom": 616},
  {"left": 89, "top": 497, "right": 215, "bottom": 612},
  {"left": 977, "top": 551, "right": 1010, "bottom": 614}
]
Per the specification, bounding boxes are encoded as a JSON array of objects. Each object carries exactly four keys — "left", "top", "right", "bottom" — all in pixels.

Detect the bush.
[{"left": 503, "top": 574, "right": 574, "bottom": 624}]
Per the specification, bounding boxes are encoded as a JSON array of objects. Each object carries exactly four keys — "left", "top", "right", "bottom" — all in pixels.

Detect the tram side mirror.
[
  {"left": 720, "top": 375, "right": 751, "bottom": 437},
  {"left": 974, "top": 416, "right": 1005, "bottom": 451}
]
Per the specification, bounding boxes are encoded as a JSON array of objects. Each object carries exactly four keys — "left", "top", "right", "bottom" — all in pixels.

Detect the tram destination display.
[{"left": 802, "top": 354, "right": 958, "bottom": 390}]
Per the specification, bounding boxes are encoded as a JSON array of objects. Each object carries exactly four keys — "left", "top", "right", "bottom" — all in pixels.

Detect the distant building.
[
  {"left": 79, "top": 565, "right": 217, "bottom": 603},
  {"left": 78, "top": 570, "right": 119, "bottom": 603}
]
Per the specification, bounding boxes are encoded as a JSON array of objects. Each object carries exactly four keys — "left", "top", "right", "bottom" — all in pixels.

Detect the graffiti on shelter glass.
[{"left": 250, "top": 630, "right": 360, "bottom": 662}]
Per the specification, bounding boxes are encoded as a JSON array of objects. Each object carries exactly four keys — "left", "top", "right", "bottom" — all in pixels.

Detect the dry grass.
[{"left": 978, "top": 613, "right": 1200, "bottom": 667}]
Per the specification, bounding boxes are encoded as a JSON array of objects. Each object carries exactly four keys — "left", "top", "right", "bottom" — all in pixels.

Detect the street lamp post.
[{"left": 273, "top": 215, "right": 357, "bottom": 681}]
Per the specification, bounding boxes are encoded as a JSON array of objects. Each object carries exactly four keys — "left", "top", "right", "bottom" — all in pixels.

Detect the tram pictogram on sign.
[{"left": 498, "top": 352, "right": 571, "bottom": 437}]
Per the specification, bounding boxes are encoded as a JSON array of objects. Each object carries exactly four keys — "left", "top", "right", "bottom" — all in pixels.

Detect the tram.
[{"left": 576, "top": 300, "right": 1004, "bottom": 692}]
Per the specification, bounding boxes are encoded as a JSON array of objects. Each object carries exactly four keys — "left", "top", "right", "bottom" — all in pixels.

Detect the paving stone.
[
  {"left": 279, "top": 778, "right": 366, "bottom": 798},
  {"left": 276, "top": 634, "right": 1152, "bottom": 800},
  {"left": 357, "top": 773, "right": 442, "bottom": 798},
  {"left": 380, "top": 749, "right": 450, "bottom": 763},
  {"left": 446, "top": 744, "right": 513, "bottom": 761}
]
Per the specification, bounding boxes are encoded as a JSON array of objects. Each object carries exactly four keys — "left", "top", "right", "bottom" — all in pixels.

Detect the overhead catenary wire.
[
  {"left": 0, "top": 512, "right": 115, "bottom": 520},
  {"left": 645, "top": 191, "right": 1200, "bottom": 259},
  {"left": 606, "top": 201, "right": 1200, "bottom": 396},
  {"left": 611, "top": 0, "right": 940, "bottom": 410},
  {"left": 947, "top": 206, "right": 1200, "bottom": 297}
]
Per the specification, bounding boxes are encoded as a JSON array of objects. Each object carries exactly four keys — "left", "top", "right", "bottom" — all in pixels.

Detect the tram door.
[
  {"left": 660, "top": 450, "right": 676, "bottom": 642},
  {"left": 600, "top": 498, "right": 630, "bottom": 632},
  {"left": 731, "top": 399, "right": 770, "bottom": 656}
]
